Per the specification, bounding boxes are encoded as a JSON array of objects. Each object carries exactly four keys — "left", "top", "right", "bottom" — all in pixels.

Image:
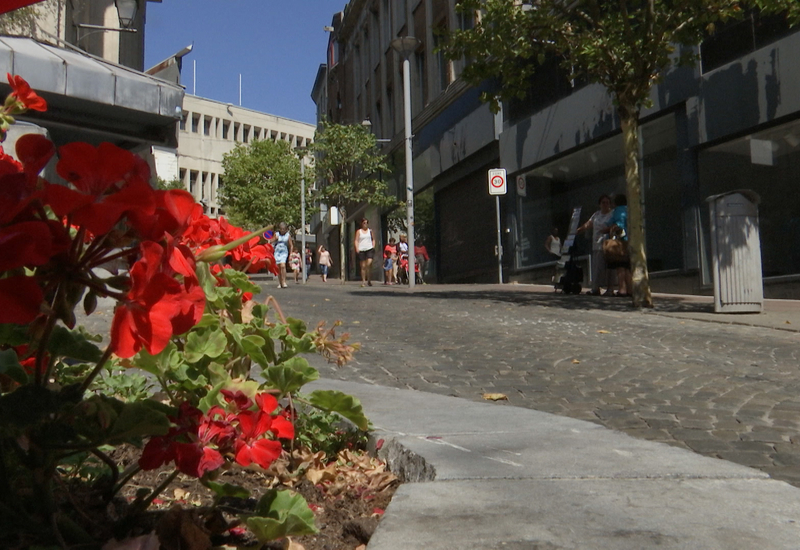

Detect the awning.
[{"left": 0, "top": 36, "right": 184, "bottom": 148}]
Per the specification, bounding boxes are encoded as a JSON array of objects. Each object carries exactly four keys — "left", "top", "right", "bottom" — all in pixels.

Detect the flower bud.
[{"left": 196, "top": 244, "right": 228, "bottom": 263}]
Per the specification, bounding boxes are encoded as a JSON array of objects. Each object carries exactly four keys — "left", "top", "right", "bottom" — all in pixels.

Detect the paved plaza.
[{"left": 269, "top": 279, "right": 800, "bottom": 488}]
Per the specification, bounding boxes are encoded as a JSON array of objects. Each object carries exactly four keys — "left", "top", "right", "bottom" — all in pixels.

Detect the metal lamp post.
[
  {"left": 390, "top": 36, "right": 421, "bottom": 289},
  {"left": 296, "top": 148, "right": 308, "bottom": 283},
  {"left": 75, "top": 0, "right": 139, "bottom": 42}
]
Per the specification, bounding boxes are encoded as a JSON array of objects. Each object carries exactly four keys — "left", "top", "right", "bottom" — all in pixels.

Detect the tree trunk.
[
  {"left": 339, "top": 208, "right": 346, "bottom": 285},
  {"left": 619, "top": 108, "right": 654, "bottom": 308}
]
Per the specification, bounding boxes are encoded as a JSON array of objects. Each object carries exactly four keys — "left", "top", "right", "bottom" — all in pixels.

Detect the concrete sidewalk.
[{"left": 310, "top": 378, "right": 800, "bottom": 549}]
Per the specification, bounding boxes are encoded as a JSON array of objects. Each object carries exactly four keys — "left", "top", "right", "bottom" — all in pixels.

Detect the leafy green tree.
[
  {"left": 310, "top": 121, "right": 395, "bottom": 283},
  {"left": 156, "top": 177, "right": 186, "bottom": 191},
  {"left": 445, "top": 0, "right": 799, "bottom": 307},
  {"left": 220, "top": 139, "right": 310, "bottom": 231}
]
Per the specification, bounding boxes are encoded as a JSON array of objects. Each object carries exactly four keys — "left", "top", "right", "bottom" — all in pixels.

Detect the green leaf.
[
  {"left": 263, "top": 357, "right": 319, "bottom": 395},
  {"left": 221, "top": 268, "right": 261, "bottom": 295},
  {"left": 246, "top": 490, "right": 318, "bottom": 542},
  {"left": 48, "top": 325, "right": 103, "bottom": 362},
  {"left": 0, "top": 348, "right": 28, "bottom": 384},
  {"left": 206, "top": 481, "right": 251, "bottom": 499},
  {"left": 184, "top": 328, "right": 229, "bottom": 363},
  {"left": 132, "top": 342, "right": 181, "bottom": 377},
  {"left": 0, "top": 323, "right": 30, "bottom": 347},
  {"left": 307, "top": 390, "right": 369, "bottom": 431},
  {"left": 241, "top": 334, "right": 270, "bottom": 367},
  {"left": 286, "top": 317, "right": 307, "bottom": 337},
  {"left": 104, "top": 399, "right": 172, "bottom": 445}
]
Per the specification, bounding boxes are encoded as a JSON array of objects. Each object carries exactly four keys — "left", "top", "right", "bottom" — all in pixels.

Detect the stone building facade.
[{"left": 322, "top": 2, "right": 800, "bottom": 295}]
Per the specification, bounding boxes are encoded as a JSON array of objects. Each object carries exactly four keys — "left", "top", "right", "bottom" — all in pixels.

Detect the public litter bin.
[{"left": 706, "top": 190, "right": 763, "bottom": 313}]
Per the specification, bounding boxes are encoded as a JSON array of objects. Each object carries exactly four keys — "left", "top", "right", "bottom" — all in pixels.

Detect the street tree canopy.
[
  {"left": 310, "top": 121, "right": 395, "bottom": 217},
  {"left": 310, "top": 121, "right": 396, "bottom": 283},
  {"left": 444, "top": 0, "right": 798, "bottom": 307},
  {"left": 220, "top": 138, "right": 309, "bottom": 231}
]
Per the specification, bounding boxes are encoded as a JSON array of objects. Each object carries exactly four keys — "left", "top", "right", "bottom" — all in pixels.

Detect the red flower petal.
[
  {"left": 0, "top": 221, "right": 53, "bottom": 272},
  {"left": 56, "top": 142, "right": 135, "bottom": 195},
  {"left": 0, "top": 276, "right": 42, "bottom": 324},
  {"left": 234, "top": 438, "right": 282, "bottom": 469},
  {"left": 16, "top": 134, "right": 54, "bottom": 179}
]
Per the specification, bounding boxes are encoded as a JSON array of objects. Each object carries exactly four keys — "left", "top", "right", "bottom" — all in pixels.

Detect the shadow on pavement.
[{"left": 343, "top": 287, "right": 715, "bottom": 315}]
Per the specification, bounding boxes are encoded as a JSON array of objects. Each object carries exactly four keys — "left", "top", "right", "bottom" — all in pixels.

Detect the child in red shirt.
[{"left": 383, "top": 237, "right": 397, "bottom": 285}]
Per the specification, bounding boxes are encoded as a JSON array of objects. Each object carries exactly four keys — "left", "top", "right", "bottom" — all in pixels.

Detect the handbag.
[{"left": 603, "top": 237, "right": 629, "bottom": 263}]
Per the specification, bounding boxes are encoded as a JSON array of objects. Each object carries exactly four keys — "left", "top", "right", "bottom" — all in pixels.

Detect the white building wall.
[{"left": 177, "top": 95, "right": 316, "bottom": 217}]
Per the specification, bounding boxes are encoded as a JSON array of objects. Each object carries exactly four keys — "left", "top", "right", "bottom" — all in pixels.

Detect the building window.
[
  {"left": 414, "top": 49, "right": 426, "bottom": 109},
  {"left": 243, "top": 124, "right": 251, "bottom": 143},
  {"left": 179, "top": 114, "right": 187, "bottom": 131},
  {"left": 433, "top": 23, "right": 451, "bottom": 93},
  {"left": 701, "top": 10, "right": 795, "bottom": 73},
  {"left": 233, "top": 122, "right": 241, "bottom": 141},
  {"left": 189, "top": 170, "right": 199, "bottom": 195},
  {"left": 518, "top": 115, "right": 679, "bottom": 273},
  {"left": 698, "top": 117, "right": 800, "bottom": 279},
  {"left": 222, "top": 120, "right": 230, "bottom": 139},
  {"left": 191, "top": 114, "right": 200, "bottom": 133},
  {"left": 203, "top": 116, "right": 212, "bottom": 136}
]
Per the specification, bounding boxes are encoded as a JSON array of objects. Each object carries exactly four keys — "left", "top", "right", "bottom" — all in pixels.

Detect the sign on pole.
[
  {"left": 516, "top": 175, "right": 527, "bottom": 198},
  {"left": 488, "top": 168, "right": 507, "bottom": 195}
]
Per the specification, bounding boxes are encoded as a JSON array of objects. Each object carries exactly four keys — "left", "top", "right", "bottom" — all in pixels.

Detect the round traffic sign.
[{"left": 491, "top": 175, "right": 505, "bottom": 188}]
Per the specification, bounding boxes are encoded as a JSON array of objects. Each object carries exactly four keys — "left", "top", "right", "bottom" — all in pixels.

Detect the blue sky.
[{"left": 144, "top": 1, "right": 346, "bottom": 125}]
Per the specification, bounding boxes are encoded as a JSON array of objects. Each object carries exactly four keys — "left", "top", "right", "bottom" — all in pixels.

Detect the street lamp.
[
  {"left": 75, "top": 0, "right": 139, "bottom": 38},
  {"left": 115, "top": 0, "right": 138, "bottom": 29},
  {"left": 296, "top": 147, "right": 308, "bottom": 283},
  {"left": 390, "top": 35, "right": 421, "bottom": 289}
]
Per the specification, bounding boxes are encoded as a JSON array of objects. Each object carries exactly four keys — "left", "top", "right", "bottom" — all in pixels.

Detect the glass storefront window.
[
  {"left": 698, "top": 118, "right": 800, "bottom": 279},
  {"left": 515, "top": 114, "right": 680, "bottom": 273}
]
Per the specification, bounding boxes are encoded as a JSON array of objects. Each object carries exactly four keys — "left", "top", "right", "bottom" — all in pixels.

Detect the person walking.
[
  {"left": 318, "top": 245, "right": 332, "bottom": 282},
  {"left": 383, "top": 237, "right": 397, "bottom": 285},
  {"left": 605, "top": 194, "right": 632, "bottom": 297},
  {"left": 304, "top": 246, "right": 313, "bottom": 282},
  {"left": 414, "top": 240, "right": 430, "bottom": 284},
  {"left": 577, "top": 195, "right": 615, "bottom": 296},
  {"left": 271, "top": 222, "right": 292, "bottom": 289},
  {"left": 289, "top": 250, "right": 302, "bottom": 283},
  {"left": 354, "top": 218, "right": 376, "bottom": 287}
]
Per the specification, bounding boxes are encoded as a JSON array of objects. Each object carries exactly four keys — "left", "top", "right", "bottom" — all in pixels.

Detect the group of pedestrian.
[
  {"left": 353, "top": 217, "right": 429, "bottom": 286},
  {"left": 575, "top": 193, "right": 631, "bottom": 297},
  {"left": 272, "top": 217, "right": 429, "bottom": 287}
]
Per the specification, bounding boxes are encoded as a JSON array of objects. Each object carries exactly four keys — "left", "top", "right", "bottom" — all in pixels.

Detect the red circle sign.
[{"left": 491, "top": 175, "right": 505, "bottom": 188}]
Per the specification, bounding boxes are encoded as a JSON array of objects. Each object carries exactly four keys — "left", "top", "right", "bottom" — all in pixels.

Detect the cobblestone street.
[{"left": 270, "top": 280, "right": 800, "bottom": 487}]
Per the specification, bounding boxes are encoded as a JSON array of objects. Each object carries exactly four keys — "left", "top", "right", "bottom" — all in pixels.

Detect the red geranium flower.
[
  {"left": 110, "top": 240, "right": 205, "bottom": 358},
  {"left": 128, "top": 189, "right": 198, "bottom": 242},
  {"left": 7, "top": 73, "right": 47, "bottom": 112},
  {"left": 46, "top": 142, "right": 157, "bottom": 236},
  {"left": 234, "top": 411, "right": 284, "bottom": 469}
]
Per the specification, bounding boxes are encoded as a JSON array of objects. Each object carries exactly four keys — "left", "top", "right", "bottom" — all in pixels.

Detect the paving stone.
[
  {"left": 740, "top": 429, "right": 791, "bottom": 443},
  {"left": 683, "top": 440, "right": 734, "bottom": 454},
  {"left": 718, "top": 451, "right": 775, "bottom": 467}
]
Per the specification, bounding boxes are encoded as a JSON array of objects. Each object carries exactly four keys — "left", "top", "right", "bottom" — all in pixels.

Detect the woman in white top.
[
  {"left": 577, "top": 194, "right": 615, "bottom": 295},
  {"left": 544, "top": 228, "right": 562, "bottom": 258},
  {"left": 353, "top": 218, "right": 375, "bottom": 287}
]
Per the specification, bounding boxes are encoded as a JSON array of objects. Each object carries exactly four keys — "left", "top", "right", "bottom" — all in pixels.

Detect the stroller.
[
  {"left": 396, "top": 253, "right": 421, "bottom": 285},
  {"left": 554, "top": 235, "right": 583, "bottom": 295}
]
